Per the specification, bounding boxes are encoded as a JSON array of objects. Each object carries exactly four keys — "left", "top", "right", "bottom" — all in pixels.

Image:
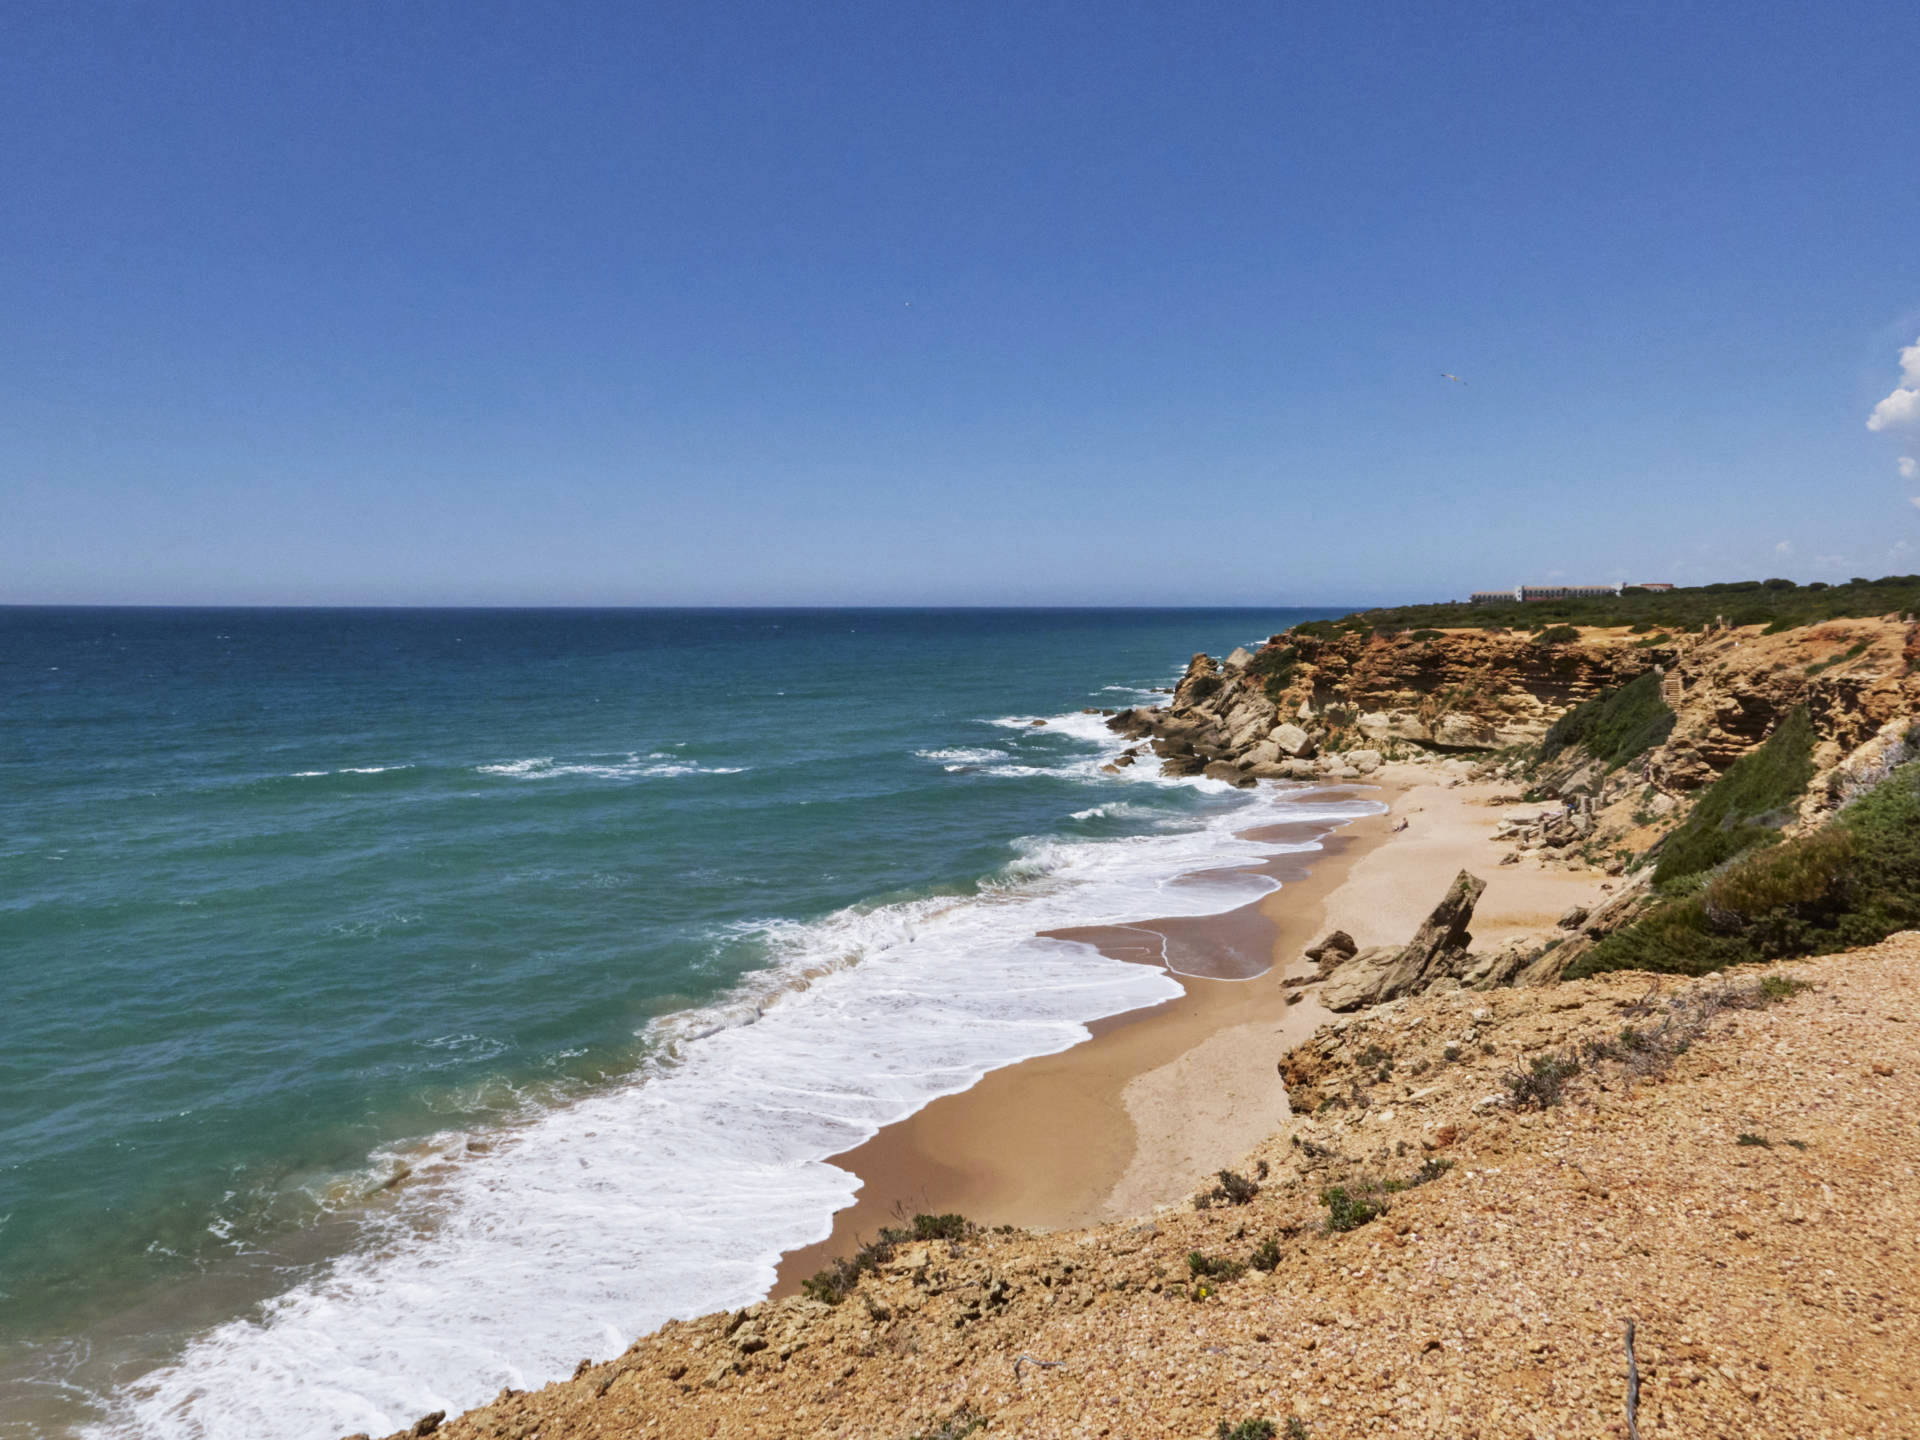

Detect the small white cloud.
[
  {"left": 1895, "top": 539, "right": 1915, "bottom": 557},
  {"left": 1901, "top": 456, "right": 1919, "bottom": 480},
  {"left": 1775, "top": 540, "right": 1793, "bottom": 556},
  {"left": 1869, "top": 336, "right": 1920, "bottom": 432},
  {"left": 1872, "top": 388, "right": 1920, "bottom": 431}
]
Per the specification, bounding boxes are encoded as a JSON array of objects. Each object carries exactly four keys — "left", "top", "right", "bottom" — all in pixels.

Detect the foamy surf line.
[{"left": 88, "top": 720, "right": 1381, "bottom": 1440}]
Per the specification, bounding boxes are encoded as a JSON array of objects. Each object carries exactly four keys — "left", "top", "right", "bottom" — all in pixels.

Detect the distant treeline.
[{"left": 1298, "top": 576, "right": 1920, "bottom": 637}]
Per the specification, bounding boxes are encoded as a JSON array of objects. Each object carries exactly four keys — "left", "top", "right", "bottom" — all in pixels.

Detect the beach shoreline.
[{"left": 772, "top": 761, "right": 1616, "bottom": 1297}]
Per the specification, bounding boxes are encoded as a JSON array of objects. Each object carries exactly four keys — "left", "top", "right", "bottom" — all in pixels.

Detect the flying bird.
[{"left": 1440, "top": 372, "right": 1467, "bottom": 385}]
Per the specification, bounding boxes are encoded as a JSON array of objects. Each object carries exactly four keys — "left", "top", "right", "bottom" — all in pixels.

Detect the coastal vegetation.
[
  {"left": 1536, "top": 671, "right": 1675, "bottom": 768},
  {"left": 1570, "top": 758, "right": 1920, "bottom": 978},
  {"left": 1328, "top": 573, "right": 1920, "bottom": 636},
  {"left": 801, "top": 1213, "right": 977, "bottom": 1305},
  {"left": 1650, "top": 705, "right": 1816, "bottom": 885}
]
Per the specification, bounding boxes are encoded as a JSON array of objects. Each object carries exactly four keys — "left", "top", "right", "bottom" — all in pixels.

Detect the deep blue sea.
[{"left": 0, "top": 607, "right": 1361, "bottom": 1439}]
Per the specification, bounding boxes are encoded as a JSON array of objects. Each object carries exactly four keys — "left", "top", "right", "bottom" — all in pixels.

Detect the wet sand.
[{"left": 772, "top": 791, "right": 1394, "bottom": 1295}]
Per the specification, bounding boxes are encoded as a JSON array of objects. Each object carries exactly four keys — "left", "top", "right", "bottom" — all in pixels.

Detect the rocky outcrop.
[
  {"left": 1111, "top": 616, "right": 1920, "bottom": 800},
  {"left": 1318, "top": 871, "right": 1485, "bottom": 1011}
]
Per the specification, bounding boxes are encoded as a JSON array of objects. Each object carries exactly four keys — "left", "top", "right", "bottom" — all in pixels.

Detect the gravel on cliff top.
[{"left": 388, "top": 936, "right": 1920, "bottom": 1440}]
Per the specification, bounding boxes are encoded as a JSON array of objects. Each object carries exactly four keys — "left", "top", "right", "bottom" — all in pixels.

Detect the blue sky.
[{"left": 4, "top": 1, "right": 1918, "bottom": 606}]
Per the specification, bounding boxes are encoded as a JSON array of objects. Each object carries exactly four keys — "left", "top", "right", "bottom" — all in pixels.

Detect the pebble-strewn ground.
[{"left": 389, "top": 937, "right": 1920, "bottom": 1440}]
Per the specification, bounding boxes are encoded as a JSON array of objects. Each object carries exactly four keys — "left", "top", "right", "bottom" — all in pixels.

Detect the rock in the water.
[
  {"left": 1160, "top": 753, "right": 1208, "bottom": 778},
  {"left": 1203, "top": 759, "right": 1255, "bottom": 788},
  {"left": 1243, "top": 739, "right": 1280, "bottom": 767},
  {"left": 1271, "top": 722, "right": 1315, "bottom": 758}
]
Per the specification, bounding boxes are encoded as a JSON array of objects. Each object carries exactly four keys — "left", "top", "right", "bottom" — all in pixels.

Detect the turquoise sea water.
[{"left": 0, "top": 606, "right": 1360, "bottom": 1438}]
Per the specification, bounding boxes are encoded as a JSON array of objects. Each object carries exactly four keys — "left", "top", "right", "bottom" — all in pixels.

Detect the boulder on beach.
[
  {"left": 1303, "top": 929, "right": 1357, "bottom": 973},
  {"left": 1320, "top": 870, "right": 1486, "bottom": 1011},
  {"left": 1272, "top": 722, "right": 1315, "bottom": 758}
]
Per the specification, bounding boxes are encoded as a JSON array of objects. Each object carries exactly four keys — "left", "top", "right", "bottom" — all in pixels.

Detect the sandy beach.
[{"left": 773, "top": 762, "right": 1611, "bottom": 1294}]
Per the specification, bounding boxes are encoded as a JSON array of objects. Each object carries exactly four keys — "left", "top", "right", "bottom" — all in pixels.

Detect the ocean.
[{"left": 0, "top": 606, "right": 1366, "bottom": 1439}]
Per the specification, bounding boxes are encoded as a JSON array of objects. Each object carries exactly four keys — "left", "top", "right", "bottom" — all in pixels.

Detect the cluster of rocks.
[
  {"left": 1290, "top": 870, "right": 1558, "bottom": 1012},
  {"left": 1487, "top": 793, "right": 1604, "bottom": 866},
  {"left": 1105, "top": 653, "right": 1385, "bottom": 787}
]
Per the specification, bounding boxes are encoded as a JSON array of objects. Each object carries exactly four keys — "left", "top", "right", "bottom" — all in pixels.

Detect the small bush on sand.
[
  {"left": 1321, "top": 1186, "right": 1382, "bottom": 1232},
  {"left": 1503, "top": 1051, "right": 1580, "bottom": 1110},
  {"left": 1758, "top": 972, "right": 1812, "bottom": 1003},
  {"left": 1195, "top": 1166, "right": 1264, "bottom": 1209},
  {"left": 908, "top": 1409, "right": 985, "bottom": 1440},
  {"left": 802, "top": 1213, "right": 978, "bottom": 1305},
  {"left": 1188, "top": 1251, "right": 1247, "bottom": 1282},
  {"left": 1216, "top": 1421, "right": 1277, "bottom": 1440},
  {"left": 1250, "top": 1237, "right": 1282, "bottom": 1272}
]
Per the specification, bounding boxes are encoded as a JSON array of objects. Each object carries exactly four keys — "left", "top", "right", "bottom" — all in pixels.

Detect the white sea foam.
[
  {"left": 476, "top": 755, "right": 747, "bottom": 781},
  {"left": 91, "top": 713, "right": 1380, "bottom": 1440},
  {"left": 288, "top": 766, "right": 412, "bottom": 778},
  {"left": 913, "top": 747, "right": 1006, "bottom": 766}
]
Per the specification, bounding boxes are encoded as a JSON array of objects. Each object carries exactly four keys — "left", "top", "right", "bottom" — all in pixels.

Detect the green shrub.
[
  {"left": 1245, "top": 644, "right": 1299, "bottom": 702},
  {"left": 1320, "top": 1186, "right": 1382, "bottom": 1231},
  {"left": 1805, "top": 638, "right": 1871, "bottom": 676},
  {"left": 1538, "top": 671, "right": 1675, "bottom": 769},
  {"left": 801, "top": 1213, "right": 977, "bottom": 1305},
  {"left": 1758, "top": 972, "right": 1812, "bottom": 1003},
  {"left": 1503, "top": 1051, "right": 1580, "bottom": 1109},
  {"left": 1410, "top": 628, "right": 1442, "bottom": 641},
  {"left": 1249, "top": 1237, "right": 1282, "bottom": 1272},
  {"left": 909, "top": 1409, "right": 986, "bottom": 1440},
  {"left": 1286, "top": 575, "right": 1920, "bottom": 638},
  {"left": 1194, "top": 1166, "right": 1263, "bottom": 1208},
  {"left": 1570, "top": 760, "right": 1920, "bottom": 978},
  {"left": 1188, "top": 1251, "right": 1246, "bottom": 1280},
  {"left": 1653, "top": 706, "right": 1815, "bottom": 885},
  {"left": 1216, "top": 1422, "right": 1278, "bottom": 1440},
  {"left": 1537, "top": 624, "right": 1580, "bottom": 645}
]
